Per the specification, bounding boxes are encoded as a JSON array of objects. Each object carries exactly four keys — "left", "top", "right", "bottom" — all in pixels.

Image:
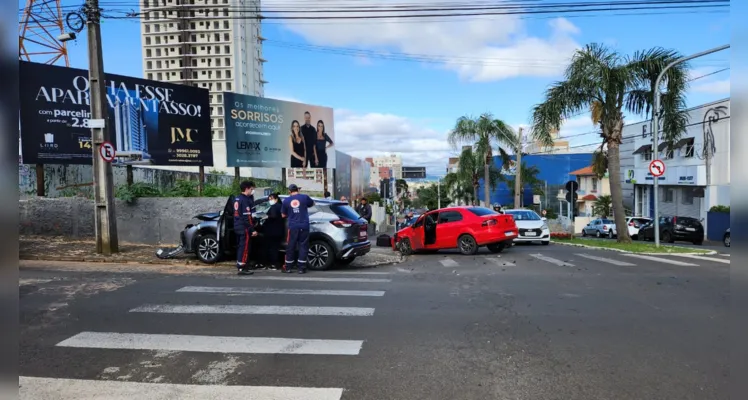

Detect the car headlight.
[{"left": 542, "top": 223, "right": 549, "bottom": 231}]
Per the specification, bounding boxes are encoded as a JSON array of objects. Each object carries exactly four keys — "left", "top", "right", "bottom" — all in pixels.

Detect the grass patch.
[{"left": 552, "top": 237, "right": 711, "bottom": 254}]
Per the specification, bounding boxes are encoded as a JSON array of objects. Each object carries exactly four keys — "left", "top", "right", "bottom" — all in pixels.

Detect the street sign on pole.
[
  {"left": 99, "top": 141, "right": 116, "bottom": 163},
  {"left": 542, "top": 209, "right": 547, "bottom": 216},
  {"left": 649, "top": 159, "right": 665, "bottom": 177},
  {"left": 565, "top": 180, "right": 579, "bottom": 193}
]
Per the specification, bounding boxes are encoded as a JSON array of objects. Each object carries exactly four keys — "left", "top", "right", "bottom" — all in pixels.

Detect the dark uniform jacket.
[{"left": 233, "top": 194, "right": 255, "bottom": 234}]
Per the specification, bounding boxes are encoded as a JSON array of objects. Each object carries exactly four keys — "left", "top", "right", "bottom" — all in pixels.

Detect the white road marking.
[
  {"left": 57, "top": 332, "right": 363, "bottom": 355},
  {"left": 130, "top": 304, "right": 375, "bottom": 317},
  {"left": 667, "top": 254, "right": 730, "bottom": 264},
  {"left": 440, "top": 258, "right": 459, "bottom": 267},
  {"left": 720, "top": 254, "right": 730, "bottom": 257},
  {"left": 574, "top": 253, "right": 636, "bottom": 266},
  {"left": 485, "top": 258, "right": 516, "bottom": 267},
  {"left": 621, "top": 254, "right": 699, "bottom": 266},
  {"left": 323, "top": 271, "right": 390, "bottom": 275},
  {"left": 529, "top": 254, "right": 575, "bottom": 267},
  {"left": 176, "top": 286, "right": 386, "bottom": 297},
  {"left": 248, "top": 276, "right": 391, "bottom": 283},
  {"left": 19, "top": 377, "right": 344, "bottom": 400}
]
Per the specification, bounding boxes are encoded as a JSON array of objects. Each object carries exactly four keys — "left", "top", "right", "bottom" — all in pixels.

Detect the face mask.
[{"left": 269, "top": 199, "right": 277, "bottom": 205}]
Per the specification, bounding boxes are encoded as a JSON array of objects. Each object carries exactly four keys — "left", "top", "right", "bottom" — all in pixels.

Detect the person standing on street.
[
  {"left": 357, "top": 197, "right": 372, "bottom": 223},
  {"left": 281, "top": 184, "right": 315, "bottom": 274},
  {"left": 301, "top": 111, "right": 317, "bottom": 168},
  {"left": 261, "top": 192, "right": 284, "bottom": 270},
  {"left": 234, "top": 181, "right": 258, "bottom": 275}
]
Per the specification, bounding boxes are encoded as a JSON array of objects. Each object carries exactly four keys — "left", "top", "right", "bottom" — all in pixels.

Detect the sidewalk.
[{"left": 20, "top": 235, "right": 402, "bottom": 269}]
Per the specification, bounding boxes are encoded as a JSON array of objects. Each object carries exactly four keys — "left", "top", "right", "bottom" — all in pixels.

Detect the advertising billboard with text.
[
  {"left": 224, "top": 92, "right": 336, "bottom": 169},
  {"left": 19, "top": 61, "right": 213, "bottom": 165}
]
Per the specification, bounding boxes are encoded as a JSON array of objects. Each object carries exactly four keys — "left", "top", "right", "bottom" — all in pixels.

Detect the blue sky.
[{"left": 49, "top": 1, "right": 730, "bottom": 175}]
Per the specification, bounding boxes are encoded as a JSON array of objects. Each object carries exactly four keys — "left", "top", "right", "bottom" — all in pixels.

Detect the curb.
[{"left": 550, "top": 240, "right": 716, "bottom": 255}]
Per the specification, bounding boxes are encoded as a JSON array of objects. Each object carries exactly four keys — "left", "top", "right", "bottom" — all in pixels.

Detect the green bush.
[{"left": 709, "top": 205, "right": 730, "bottom": 213}]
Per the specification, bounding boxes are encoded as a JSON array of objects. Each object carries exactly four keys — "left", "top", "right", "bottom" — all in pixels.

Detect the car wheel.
[
  {"left": 608, "top": 230, "right": 614, "bottom": 239},
  {"left": 195, "top": 233, "right": 220, "bottom": 264},
  {"left": 487, "top": 243, "right": 505, "bottom": 253},
  {"left": 308, "top": 240, "right": 335, "bottom": 271},
  {"left": 397, "top": 238, "right": 413, "bottom": 255},
  {"left": 596, "top": 230, "right": 601, "bottom": 238},
  {"left": 458, "top": 234, "right": 478, "bottom": 255},
  {"left": 662, "top": 231, "right": 674, "bottom": 243},
  {"left": 581, "top": 229, "right": 587, "bottom": 237},
  {"left": 724, "top": 233, "right": 730, "bottom": 247}
]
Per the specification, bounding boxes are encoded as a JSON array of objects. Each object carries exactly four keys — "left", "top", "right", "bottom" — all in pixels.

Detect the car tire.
[
  {"left": 596, "top": 231, "right": 601, "bottom": 238},
  {"left": 195, "top": 233, "right": 221, "bottom": 264},
  {"left": 541, "top": 240, "right": 550, "bottom": 246},
  {"left": 308, "top": 240, "right": 335, "bottom": 271},
  {"left": 724, "top": 233, "right": 730, "bottom": 247},
  {"left": 487, "top": 243, "right": 505, "bottom": 253},
  {"left": 581, "top": 230, "right": 587, "bottom": 237},
  {"left": 663, "top": 231, "right": 674, "bottom": 243},
  {"left": 608, "top": 230, "right": 614, "bottom": 239},
  {"left": 398, "top": 238, "right": 413, "bottom": 256},
  {"left": 458, "top": 234, "right": 478, "bottom": 255}
]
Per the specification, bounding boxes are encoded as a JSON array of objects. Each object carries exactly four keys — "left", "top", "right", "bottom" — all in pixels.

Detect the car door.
[
  {"left": 435, "top": 210, "right": 463, "bottom": 248},
  {"left": 424, "top": 212, "right": 439, "bottom": 247},
  {"left": 585, "top": 219, "right": 597, "bottom": 235},
  {"left": 410, "top": 215, "right": 427, "bottom": 251},
  {"left": 217, "top": 195, "right": 236, "bottom": 252}
]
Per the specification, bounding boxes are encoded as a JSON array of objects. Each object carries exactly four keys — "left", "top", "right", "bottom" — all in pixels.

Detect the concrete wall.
[
  {"left": 19, "top": 163, "right": 279, "bottom": 198},
  {"left": 20, "top": 197, "right": 226, "bottom": 245}
]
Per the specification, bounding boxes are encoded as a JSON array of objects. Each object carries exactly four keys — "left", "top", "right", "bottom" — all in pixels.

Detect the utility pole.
[
  {"left": 651, "top": 44, "right": 729, "bottom": 247},
  {"left": 85, "top": 0, "right": 118, "bottom": 254},
  {"left": 437, "top": 178, "right": 441, "bottom": 209},
  {"left": 514, "top": 127, "right": 523, "bottom": 208}
]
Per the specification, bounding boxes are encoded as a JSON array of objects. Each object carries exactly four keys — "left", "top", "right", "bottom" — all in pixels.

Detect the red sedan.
[{"left": 393, "top": 206, "right": 518, "bottom": 255}]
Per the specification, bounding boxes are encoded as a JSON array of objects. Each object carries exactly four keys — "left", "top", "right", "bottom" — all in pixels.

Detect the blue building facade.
[{"left": 478, "top": 153, "right": 594, "bottom": 212}]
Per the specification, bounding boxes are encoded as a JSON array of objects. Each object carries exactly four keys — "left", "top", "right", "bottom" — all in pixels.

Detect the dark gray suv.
[{"left": 179, "top": 195, "right": 371, "bottom": 270}]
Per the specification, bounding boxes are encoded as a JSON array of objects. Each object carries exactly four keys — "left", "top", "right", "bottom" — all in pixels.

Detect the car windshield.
[
  {"left": 505, "top": 210, "right": 541, "bottom": 221},
  {"left": 466, "top": 207, "right": 498, "bottom": 216},
  {"left": 330, "top": 204, "right": 364, "bottom": 221}
]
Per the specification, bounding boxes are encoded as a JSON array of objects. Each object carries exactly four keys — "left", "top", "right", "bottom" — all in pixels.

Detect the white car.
[
  {"left": 609, "top": 217, "right": 652, "bottom": 239},
  {"left": 503, "top": 209, "right": 550, "bottom": 245}
]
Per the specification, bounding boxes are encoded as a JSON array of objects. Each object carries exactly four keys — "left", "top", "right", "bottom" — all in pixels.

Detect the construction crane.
[{"left": 19, "top": 0, "right": 71, "bottom": 66}]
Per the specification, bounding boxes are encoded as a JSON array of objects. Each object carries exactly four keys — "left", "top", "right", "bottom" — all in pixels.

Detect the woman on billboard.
[
  {"left": 313, "top": 120, "right": 334, "bottom": 169},
  {"left": 289, "top": 120, "right": 306, "bottom": 168}
]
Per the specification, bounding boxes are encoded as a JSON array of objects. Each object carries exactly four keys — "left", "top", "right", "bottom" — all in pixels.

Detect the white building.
[
  {"left": 372, "top": 154, "right": 403, "bottom": 180},
  {"left": 139, "top": 0, "right": 277, "bottom": 179},
  {"left": 623, "top": 99, "right": 730, "bottom": 226},
  {"left": 524, "top": 128, "right": 570, "bottom": 155}
]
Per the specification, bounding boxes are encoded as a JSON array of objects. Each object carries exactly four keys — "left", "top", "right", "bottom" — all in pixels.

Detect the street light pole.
[
  {"left": 86, "top": 0, "right": 119, "bottom": 254},
  {"left": 437, "top": 178, "right": 441, "bottom": 209},
  {"left": 651, "top": 44, "right": 729, "bottom": 247}
]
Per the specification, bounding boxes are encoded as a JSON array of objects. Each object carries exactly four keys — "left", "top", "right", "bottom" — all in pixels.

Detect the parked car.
[
  {"left": 608, "top": 217, "right": 652, "bottom": 239},
  {"left": 724, "top": 228, "right": 730, "bottom": 247},
  {"left": 393, "top": 206, "right": 518, "bottom": 255},
  {"left": 581, "top": 218, "right": 615, "bottom": 238},
  {"left": 637, "top": 215, "right": 704, "bottom": 245},
  {"left": 179, "top": 195, "right": 371, "bottom": 269},
  {"left": 502, "top": 209, "right": 550, "bottom": 245}
]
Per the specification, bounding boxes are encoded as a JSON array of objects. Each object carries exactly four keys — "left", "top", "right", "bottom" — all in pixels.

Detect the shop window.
[
  {"left": 682, "top": 189, "right": 694, "bottom": 205},
  {"left": 685, "top": 141, "right": 695, "bottom": 158},
  {"left": 662, "top": 188, "right": 674, "bottom": 203}
]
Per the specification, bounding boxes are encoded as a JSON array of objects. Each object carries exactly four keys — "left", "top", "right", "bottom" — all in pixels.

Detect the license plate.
[
  {"left": 359, "top": 231, "right": 367, "bottom": 237},
  {"left": 524, "top": 232, "right": 537, "bottom": 237},
  {"left": 505, "top": 231, "right": 515, "bottom": 237},
  {"left": 685, "top": 227, "right": 695, "bottom": 231}
]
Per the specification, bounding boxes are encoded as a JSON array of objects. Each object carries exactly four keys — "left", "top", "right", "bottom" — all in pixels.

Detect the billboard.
[
  {"left": 224, "top": 92, "right": 336, "bottom": 169},
  {"left": 402, "top": 166, "right": 426, "bottom": 179},
  {"left": 335, "top": 150, "right": 351, "bottom": 200},
  {"left": 19, "top": 61, "right": 212, "bottom": 166}
]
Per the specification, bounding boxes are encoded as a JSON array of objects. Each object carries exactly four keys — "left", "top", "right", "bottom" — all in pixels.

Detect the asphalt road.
[
  {"left": 20, "top": 243, "right": 729, "bottom": 399},
  {"left": 576, "top": 233, "right": 731, "bottom": 254}
]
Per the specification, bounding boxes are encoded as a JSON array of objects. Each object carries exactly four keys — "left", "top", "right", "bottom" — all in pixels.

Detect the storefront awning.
[
  {"left": 632, "top": 144, "right": 652, "bottom": 155},
  {"left": 673, "top": 137, "right": 694, "bottom": 149},
  {"left": 657, "top": 142, "right": 674, "bottom": 152}
]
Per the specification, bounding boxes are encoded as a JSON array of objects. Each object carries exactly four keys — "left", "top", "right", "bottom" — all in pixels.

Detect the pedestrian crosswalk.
[{"left": 20, "top": 270, "right": 395, "bottom": 399}]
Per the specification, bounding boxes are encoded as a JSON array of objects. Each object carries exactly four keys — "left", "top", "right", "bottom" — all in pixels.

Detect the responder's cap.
[{"left": 288, "top": 184, "right": 299, "bottom": 192}]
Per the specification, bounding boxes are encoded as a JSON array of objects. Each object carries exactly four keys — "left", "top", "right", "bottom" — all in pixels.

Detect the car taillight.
[
  {"left": 331, "top": 219, "right": 355, "bottom": 228},
  {"left": 603, "top": 225, "right": 608, "bottom": 230},
  {"left": 482, "top": 219, "right": 497, "bottom": 227},
  {"left": 629, "top": 221, "right": 635, "bottom": 226}
]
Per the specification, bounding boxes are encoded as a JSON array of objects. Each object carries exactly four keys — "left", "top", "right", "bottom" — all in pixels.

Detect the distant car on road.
[
  {"left": 608, "top": 217, "right": 652, "bottom": 239},
  {"left": 581, "top": 218, "right": 615, "bottom": 238},
  {"left": 637, "top": 215, "right": 704, "bottom": 245},
  {"left": 393, "top": 206, "right": 518, "bottom": 255},
  {"left": 179, "top": 195, "right": 371, "bottom": 269},
  {"left": 502, "top": 209, "right": 550, "bottom": 245}
]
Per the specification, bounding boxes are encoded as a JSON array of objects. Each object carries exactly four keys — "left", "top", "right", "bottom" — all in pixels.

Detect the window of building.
[
  {"left": 664, "top": 148, "right": 674, "bottom": 159},
  {"left": 216, "top": 71, "right": 222, "bottom": 79},
  {"left": 591, "top": 178, "right": 598, "bottom": 192},
  {"left": 216, "top": 59, "right": 221, "bottom": 66},
  {"left": 224, "top": 21, "right": 229, "bottom": 29},
  {"left": 643, "top": 149, "right": 652, "bottom": 161},
  {"left": 145, "top": 25, "right": 150, "bottom": 33},
  {"left": 147, "top": 73, "right": 153, "bottom": 79},
  {"left": 192, "top": 72, "right": 198, "bottom": 79},
  {"left": 224, "top": 33, "right": 229, "bottom": 41},
  {"left": 224, "top": 45, "right": 230, "bottom": 54},
  {"left": 214, "top": 33, "right": 220, "bottom": 41},
  {"left": 223, "top": 8, "right": 229, "bottom": 16},
  {"left": 685, "top": 140, "right": 695, "bottom": 158},
  {"left": 145, "top": 37, "right": 152, "bottom": 45},
  {"left": 214, "top": 21, "right": 219, "bottom": 29},
  {"left": 146, "top": 49, "right": 152, "bottom": 57},
  {"left": 146, "top": 61, "right": 152, "bottom": 69},
  {"left": 226, "top": 70, "right": 231, "bottom": 79},
  {"left": 156, "top": 48, "right": 162, "bottom": 56},
  {"left": 217, "top": 82, "right": 222, "bottom": 91},
  {"left": 662, "top": 187, "right": 674, "bottom": 203},
  {"left": 225, "top": 58, "right": 230, "bottom": 66},
  {"left": 157, "top": 72, "right": 163, "bottom": 80},
  {"left": 155, "top": 37, "right": 161, "bottom": 44},
  {"left": 217, "top": 94, "right": 223, "bottom": 102},
  {"left": 226, "top": 82, "right": 232, "bottom": 90},
  {"left": 682, "top": 189, "right": 694, "bottom": 205}
]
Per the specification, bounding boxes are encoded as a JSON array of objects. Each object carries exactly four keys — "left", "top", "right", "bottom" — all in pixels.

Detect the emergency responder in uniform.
[
  {"left": 234, "top": 181, "right": 258, "bottom": 275},
  {"left": 281, "top": 184, "right": 315, "bottom": 274}
]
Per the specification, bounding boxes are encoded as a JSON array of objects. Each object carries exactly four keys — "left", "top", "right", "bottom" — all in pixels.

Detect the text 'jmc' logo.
[{"left": 171, "top": 127, "right": 197, "bottom": 144}]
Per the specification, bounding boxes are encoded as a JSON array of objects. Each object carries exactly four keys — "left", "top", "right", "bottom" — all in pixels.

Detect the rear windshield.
[
  {"left": 505, "top": 210, "right": 541, "bottom": 221},
  {"left": 676, "top": 216, "right": 701, "bottom": 225},
  {"left": 601, "top": 219, "right": 614, "bottom": 224},
  {"left": 466, "top": 207, "right": 499, "bottom": 217},
  {"left": 330, "top": 204, "right": 363, "bottom": 221}
]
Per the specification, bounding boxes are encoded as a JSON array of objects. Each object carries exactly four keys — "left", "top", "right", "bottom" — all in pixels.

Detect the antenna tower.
[{"left": 19, "top": 0, "right": 70, "bottom": 66}]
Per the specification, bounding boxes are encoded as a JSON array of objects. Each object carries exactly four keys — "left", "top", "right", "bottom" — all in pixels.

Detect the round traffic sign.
[
  {"left": 649, "top": 159, "right": 665, "bottom": 177},
  {"left": 542, "top": 209, "right": 547, "bottom": 216},
  {"left": 100, "top": 141, "right": 116, "bottom": 162}
]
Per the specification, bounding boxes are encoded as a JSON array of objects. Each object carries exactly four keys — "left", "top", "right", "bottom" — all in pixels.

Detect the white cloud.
[
  {"left": 691, "top": 79, "right": 730, "bottom": 95},
  {"left": 280, "top": 2, "right": 581, "bottom": 82}
]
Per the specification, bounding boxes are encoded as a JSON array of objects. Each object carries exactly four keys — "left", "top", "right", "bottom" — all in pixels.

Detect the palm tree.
[
  {"left": 592, "top": 194, "right": 613, "bottom": 218},
  {"left": 453, "top": 147, "right": 502, "bottom": 206},
  {"left": 502, "top": 161, "right": 544, "bottom": 207},
  {"left": 530, "top": 43, "right": 689, "bottom": 242},
  {"left": 444, "top": 171, "right": 474, "bottom": 206},
  {"left": 449, "top": 113, "right": 517, "bottom": 207}
]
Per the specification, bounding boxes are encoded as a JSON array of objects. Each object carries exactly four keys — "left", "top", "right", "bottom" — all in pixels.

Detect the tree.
[
  {"left": 365, "top": 192, "right": 382, "bottom": 204},
  {"left": 452, "top": 147, "right": 502, "bottom": 206},
  {"left": 395, "top": 179, "right": 408, "bottom": 197},
  {"left": 592, "top": 194, "right": 613, "bottom": 218},
  {"left": 444, "top": 171, "right": 474, "bottom": 206},
  {"left": 501, "top": 161, "right": 544, "bottom": 207},
  {"left": 449, "top": 113, "right": 517, "bottom": 207},
  {"left": 530, "top": 43, "right": 689, "bottom": 243},
  {"left": 415, "top": 183, "right": 452, "bottom": 211}
]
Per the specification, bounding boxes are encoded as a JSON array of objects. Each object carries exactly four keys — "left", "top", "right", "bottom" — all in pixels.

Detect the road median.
[{"left": 551, "top": 236, "right": 714, "bottom": 255}]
